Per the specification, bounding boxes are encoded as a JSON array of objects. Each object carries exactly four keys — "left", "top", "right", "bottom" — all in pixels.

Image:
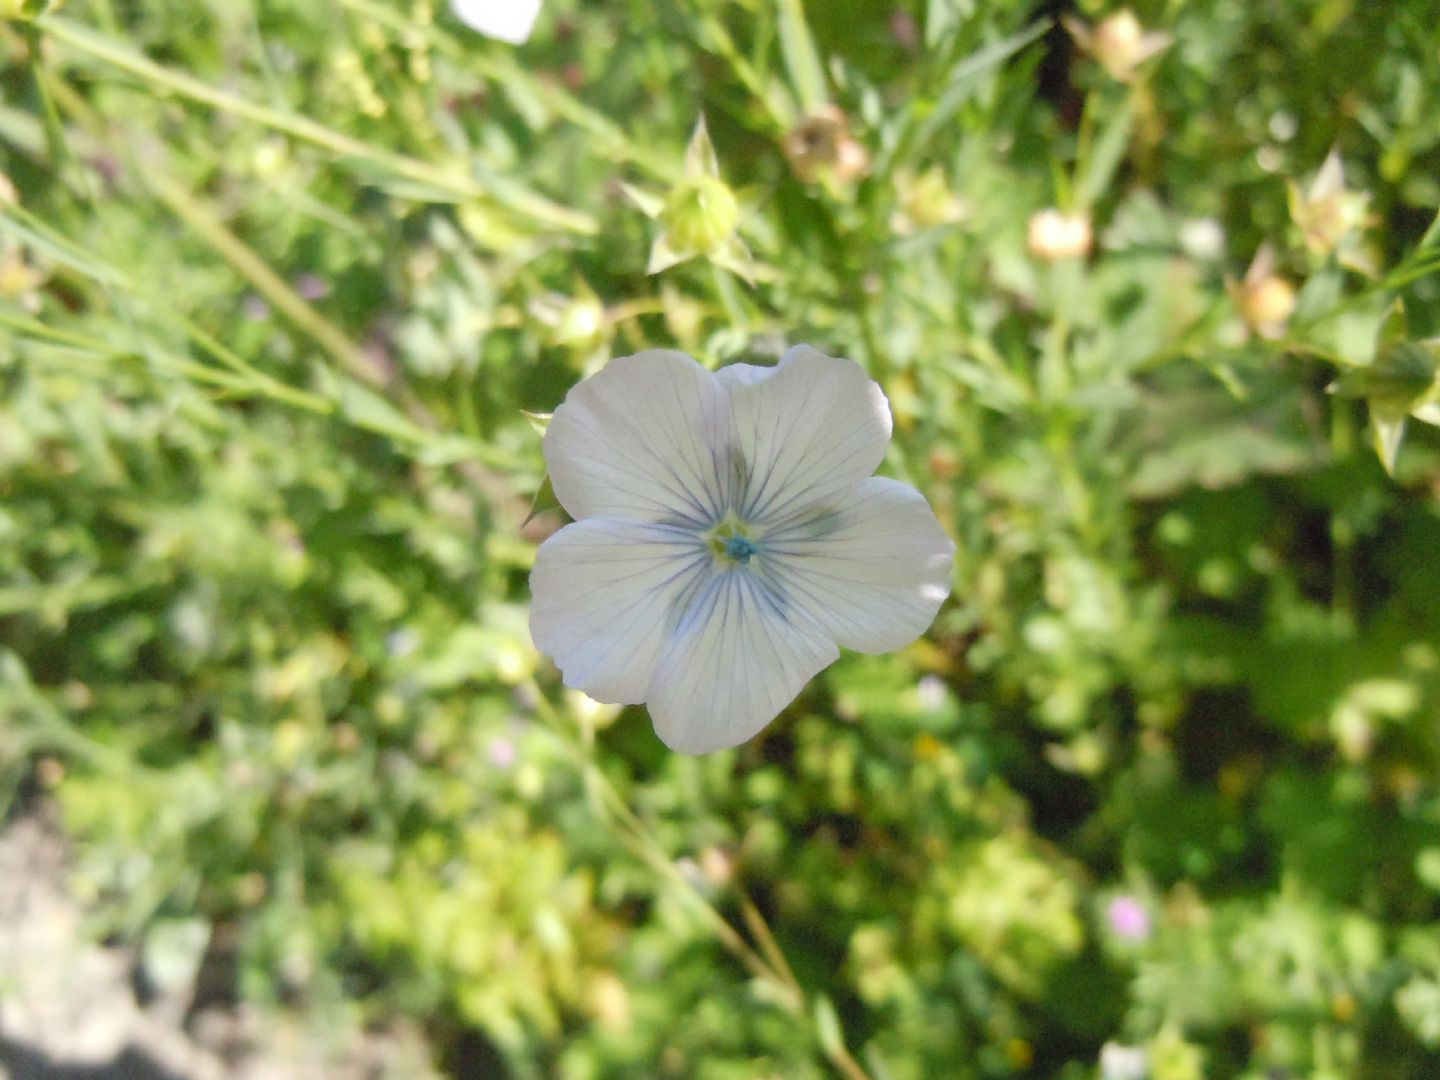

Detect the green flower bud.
[{"left": 661, "top": 176, "right": 739, "bottom": 256}]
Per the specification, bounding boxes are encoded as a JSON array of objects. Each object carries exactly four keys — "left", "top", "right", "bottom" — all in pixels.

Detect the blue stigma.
[{"left": 724, "top": 535, "right": 757, "bottom": 565}]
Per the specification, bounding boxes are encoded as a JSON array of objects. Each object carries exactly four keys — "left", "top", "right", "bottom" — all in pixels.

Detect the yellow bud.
[
  {"left": 1094, "top": 10, "right": 1144, "bottom": 67},
  {"left": 1232, "top": 276, "right": 1296, "bottom": 338},
  {"left": 586, "top": 973, "right": 633, "bottom": 1034},
  {"left": 698, "top": 845, "right": 734, "bottom": 887},
  {"left": 1228, "top": 245, "right": 1296, "bottom": 339},
  {"left": 913, "top": 733, "right": 943, "bottom": 763},
  {"left": 1005, "top": 1038, "right": 1034, "bottom": 1070}
]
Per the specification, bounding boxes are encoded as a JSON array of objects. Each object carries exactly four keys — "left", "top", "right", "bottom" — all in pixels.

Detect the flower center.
[
  {"left": 707, "top": 515, "right": 759, "bottom": 568},
  {"left": 724, "top": 535, "right": 757, "bottom": 564}
]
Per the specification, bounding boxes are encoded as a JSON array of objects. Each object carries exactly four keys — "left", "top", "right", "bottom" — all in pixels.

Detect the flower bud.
[
  {"left": 661, "top": 176, "right": 740, "bottom": 256},
  {"left": 1066, "top": 8, "right": 1171, "bottom": 82},
  {"left": 529, "top": 290, "right": 606, "bottom": 350},
  {"left": 892, "top": 168, "right": 966, "bottom": 234},
  {"left": 1094, "top": 10, "right": 1143, "bottom": 67},
  {"left": 1228, "top": 246, "right": 1295, "bottom": 339},
  {"left": 1236, "top": 277, "right": 1296, "bottom": 337},
  {"left": 1099, "top": 1044, "right": 1148, "bottom": 1080},
  {"left": 1289, "top": 151, "right": 1369, "bottom": 256},
  {"left": 782, "top": 105, "right": 870, "bottom": 185},
  {"left": 1027, "top": 208, "right": 1093, "bottom": 261}
]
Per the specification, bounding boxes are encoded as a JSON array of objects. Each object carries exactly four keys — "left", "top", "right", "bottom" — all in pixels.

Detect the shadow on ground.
[{"left": 0, "top": 1036, "right": 187, "bottom": 1080}]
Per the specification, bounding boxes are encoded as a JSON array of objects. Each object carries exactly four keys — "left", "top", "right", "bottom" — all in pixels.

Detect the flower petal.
[
  {"left": 530, "top": 519, "right": 709, "bottom": 704},
  {"left": 451, "top": 0, "right": 541, "bottom": 44},
  {"left": 721, "top": 345, "right": 891, "bottom": 528},
  {"left": 759, "top": 477, "right": 953, "bottom": 653},
  {"left": 647, "top": 570, "right": 838, "bottom": 754},
  {"left": 544, "top": 350, "right": 735, "bottom": 525}
]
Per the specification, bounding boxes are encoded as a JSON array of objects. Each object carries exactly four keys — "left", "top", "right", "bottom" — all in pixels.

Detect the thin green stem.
[
  {"left": 1330, "top": 402, "right": 1355, "bottom": 621},
  {"left": 23, "top": 23, "right": 70, "bottom": 182}
]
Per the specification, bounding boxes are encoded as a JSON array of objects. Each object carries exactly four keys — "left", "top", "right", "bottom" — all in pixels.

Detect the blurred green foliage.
[{"left": 3, "top": 0, "right": 1440, "bottom": 1077}]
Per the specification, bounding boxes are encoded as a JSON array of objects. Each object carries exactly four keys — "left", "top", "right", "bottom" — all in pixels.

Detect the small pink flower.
[
  {"left": 487, "top": 737, "right": 517, "bottom": 769},
  {"left": 1107, "top": 895, "right": 1151, "bottom": 941}
]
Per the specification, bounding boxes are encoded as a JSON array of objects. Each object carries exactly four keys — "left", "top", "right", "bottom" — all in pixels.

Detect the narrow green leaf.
[
  {"left": 523, "top": 473, "right": 560, "bottom": 528},
  {"left": 0, "top": 203, "right": 128, "bottom": 285},
  {"left": 813, "top": 995, "right": 845, "bottom": 1059},
  {"left": 880, "top": 19, "right": 1051, "bottom": 174},
  {"left": 1380, "top": 298, "right": 1409, "bottom": 343},
  {"left": 1372, "top": 412, "right": 1406, "bottom": 476},
  {"left": 1075, "top": 94, "right": 1135, "bottom": 206},
  {"left": 776, "top": 0, "right": 828, "bottom": 113},
  {"left": 337, "top": 381, "right": 432, "bottom": 445}
]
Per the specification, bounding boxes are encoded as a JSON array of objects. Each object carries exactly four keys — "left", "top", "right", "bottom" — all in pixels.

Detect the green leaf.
[
  {"left": 337, "top": 381, "right": 432, "bottom": 444},
  {"left": 882, "top": 19, "right": 1051, "bottom": 173},
  {"left": 1075, "top": 93, "right": 1135, "bottom": 207},
  {"left": 1372, "top": 412, "right": 1406, "bottom": 476},
  {"left": 813, "top": 995, "right": 845, "bottom": 1060},
  {"left": 1380, "top": 297, "right": 1410, "bottom": 344},
  {"left": 1330, "top": 341, "right": 1438, "bottom": 412},
  {"left": 523, "top": 473, "right": 559, "bottom": 527},
  {"left": 776, "top": 0, "right": 828, "bottom": 114}
]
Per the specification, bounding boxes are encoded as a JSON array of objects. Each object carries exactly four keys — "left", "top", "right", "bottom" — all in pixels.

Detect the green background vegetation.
[{"left": 4, "top": 0, "right": 1440, "bottom": 1076}]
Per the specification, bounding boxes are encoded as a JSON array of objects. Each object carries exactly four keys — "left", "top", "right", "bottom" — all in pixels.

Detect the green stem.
[
  {"left": 710, "top": 261, "right": 752, "bottom": 332},
  {"left": 23, "top": 23, "right": 70, "bottom": 180},
  {"left": 1330, "top": 402, "right": 1355, "bottom": 621}
]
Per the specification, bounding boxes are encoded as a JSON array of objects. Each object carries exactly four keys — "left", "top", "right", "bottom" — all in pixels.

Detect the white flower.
[
  {"left": 1099, "top": 1042, "right": 1147, "bottom": 1080},
  {"left": 450, "top": 0, "right": 540, "bottom": 45},
  {"left": 1178, "top": 217, "right": 1225, "bottom": 262},
  {"left": 529, "top": 346, "right": 955, "bottom": 754},
  {"left": 1289, "top": 149, "right": 1370, "bottom": 256},
  {"left": 1027, "top": 208, "right": 1093, "bottom": 261},
  {"left": 1065, "top": 9, "right": 1171, "bottom": 82}
]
